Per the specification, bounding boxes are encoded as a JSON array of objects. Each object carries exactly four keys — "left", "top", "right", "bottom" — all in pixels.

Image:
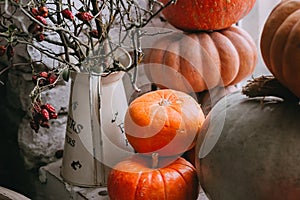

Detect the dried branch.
[
  {"left": 0, "top": 0, "right": 176, "bottom": 131},
  {"left": 242, "top": 76, "right": 299, "bottom": 102}
]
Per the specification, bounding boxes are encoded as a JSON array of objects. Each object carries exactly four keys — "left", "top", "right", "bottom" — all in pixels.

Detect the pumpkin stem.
[
  {"left": 242, "top": 76, "right": 299, "bottom": 102},
  {"left": 151, "top": 153, "right": 159, "bottom": 169},
  {"left": 159, "top": 98, "right": 171, "bottom": 106}
]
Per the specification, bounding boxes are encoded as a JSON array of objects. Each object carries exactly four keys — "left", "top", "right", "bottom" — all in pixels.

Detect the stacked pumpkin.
[
  {"left": 107, "top": 89, "right": 206, "bottom": 200},
  {"left": 144, "top": 0, "right": 258, "bottom": 96},
  {"left": 194, "top": 1, "right": 300, "bottom": 199},
  {"left": 107, "top": 1, "right": 259, "bottom": 199},
  {"left": 142, "top": 0, "right": 258, "bottom": 179}
]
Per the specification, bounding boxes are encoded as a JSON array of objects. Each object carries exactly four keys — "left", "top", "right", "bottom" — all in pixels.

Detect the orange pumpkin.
[
  {"left": 144, "top": 26, "right": 257, "bottom": 93},
  {"left": 124, "top": 89, "right": 205, "bottom": 156},
  {"left": 260, "top": 0, "right": 300, "bottom": 98},
  {"left": 107, "top": 154, "right": 199, "bottom": 200},
  {"left": 160, "top": 0, "right": 256, "bottom": 31}
]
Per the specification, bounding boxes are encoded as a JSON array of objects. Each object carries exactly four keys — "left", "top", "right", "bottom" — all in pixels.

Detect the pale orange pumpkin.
[
  {"left": 124, "top": 89, "right": 205, "bottom": 156},
  {"left": 260, "top": 0, "right": 300, "bottom": 98},
  {"left": 143, "top": 26, "right": 257, "bottom": 93},
  {"left": 107, "top": 154, "right": 199, "bottom": 200}
]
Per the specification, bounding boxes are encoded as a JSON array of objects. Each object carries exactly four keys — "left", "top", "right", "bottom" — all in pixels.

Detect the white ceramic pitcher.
[{"left": 60, "top": 48, "right": 134, "bottom": 187}]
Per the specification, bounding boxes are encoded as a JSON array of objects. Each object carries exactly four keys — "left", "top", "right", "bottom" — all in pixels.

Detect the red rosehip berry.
[
  {"left": 75, "top": 12, "right": 93, "bottom": 22},
  {"left": 42, "top": 103, "right": 56, "bottom": 114},
  {"left": 40, "top": 120, "right": 50, "bottom": 128},
  {"left": 62, "top": 9, "right": 74, "bottom": 21},
  {"left": 35, "top": 33, "right": 45, "bottom": 42},
  {"left": 39, "top": 71, "right": 48, "bottom": 78},
  {"left": 35, "top": 15, "right": 47, "bottom": 25},
  {"left": 33, "top": 102, "right": 42, "bottom": 113},
  {"left": 31, "top": 8, "right": 40, "bottom": 16},
  {"left": 41, "top": 109, "right": 50, "bottom": 120},
  {"left": 38, "top": 6, "right": 49, "bottom": 18},
  {"left": 48, "top": 73, "right": 57, "bottom": 84},
  {"left": 28, "top": 23, "right": 44, "bottom": 34},
  {"left": 0, "top": 46, "right": 6, "bottom": 56},
  {"left": 49, "top": 112, "right": 58, "bottom": 119}
]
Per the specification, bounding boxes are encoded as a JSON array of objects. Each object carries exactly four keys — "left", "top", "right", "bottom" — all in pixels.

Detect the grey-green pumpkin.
[{"left": 195, "top": 90, "right": 300, "bottom": 200}]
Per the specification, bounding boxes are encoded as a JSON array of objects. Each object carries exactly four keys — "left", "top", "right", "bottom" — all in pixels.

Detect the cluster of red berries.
[
  {"left": 28, "top": 5, "right": 49, "bottom": 41},
  {"left": 61, "top": 9, "right": 93, "bottom": 22},
  {"left": 32, "top": 71, "right": 58, "bottom": 87},
  {"left": 61, "top": 9, "right": 74, "bottom": 21},
  {"left": 75, "top": 12, "right": 94, "bottom": 22},
  {"left": 31, "top": 6, "right": 49, "bottom": 18},
  {"left": 27, "top": 6, "right": 94, "bottom": 42},
  {"left": 30, "top": 101, "right": 58, "bottom": 133},
  {"left": 0, "top": 44, "right": 14, "bottom": 59}
]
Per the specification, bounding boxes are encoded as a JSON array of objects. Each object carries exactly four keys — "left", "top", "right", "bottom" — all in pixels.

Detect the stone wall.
[{"left": 4, "top": 43, "right": 70, "bottom": 169}]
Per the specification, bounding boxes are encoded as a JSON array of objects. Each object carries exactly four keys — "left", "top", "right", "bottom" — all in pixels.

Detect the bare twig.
[{"left": 0, "top": 0, "right": 175, "bottom": 108}]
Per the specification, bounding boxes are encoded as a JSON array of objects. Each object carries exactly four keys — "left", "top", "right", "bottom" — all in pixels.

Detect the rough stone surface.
[
  {"left": 7, "top": 70, "right": 35, "bottom": 112},
  {"left": 18, "top": 115, "right": 67, "bottom": 170}
]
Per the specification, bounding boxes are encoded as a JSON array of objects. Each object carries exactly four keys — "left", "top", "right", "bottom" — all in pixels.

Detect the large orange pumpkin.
[
  {"left": 144, "top": 26, "right": 257, "bottom": 93},
  {"left": 260, "top": 0, "right": 300, "bottom": 98},
  {"left": 160, "top": 0, "right": 256, "bottom": 31},
  {"left": 124, "top": 89, "right": 205, "bottom": 156},
  {"left": 107, "top": 154, "right": 199, "bottom": 200}
]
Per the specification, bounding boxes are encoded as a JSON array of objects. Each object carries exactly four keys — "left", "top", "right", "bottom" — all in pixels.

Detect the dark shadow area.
[{"left": 0, "top": 76, "right": 39, "bottom": 199}]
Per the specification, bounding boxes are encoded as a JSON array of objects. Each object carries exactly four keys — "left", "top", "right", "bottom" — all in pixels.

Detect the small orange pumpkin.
[
  {"left": 124, "top": 89, "right": 205, "bottom": 156},
  {"left": 143, "top": 26, "right": 257, "bottom": 93},
  {"left": 107, "top": 154, "right": 199, "bottom": 200},
  {"left": 260, "top": 0, "right": 300, "bottom": 98}
]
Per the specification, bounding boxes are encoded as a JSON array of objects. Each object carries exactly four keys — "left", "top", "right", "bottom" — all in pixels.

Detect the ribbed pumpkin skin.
[
  {"left": 160, "top": 0, "right": 256, "bottom": 31},
  {"left": 124, "top": 89, "right": 205, "bottom": 156},
  {"left": 144, "top": 26, "right": 257, "bottom": 93},
  {"left": 107, "top": 156, "right": 199, "bottom": 200},
  {"left": 260, "top": 0, "right": 300, "bottom": 98}
]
